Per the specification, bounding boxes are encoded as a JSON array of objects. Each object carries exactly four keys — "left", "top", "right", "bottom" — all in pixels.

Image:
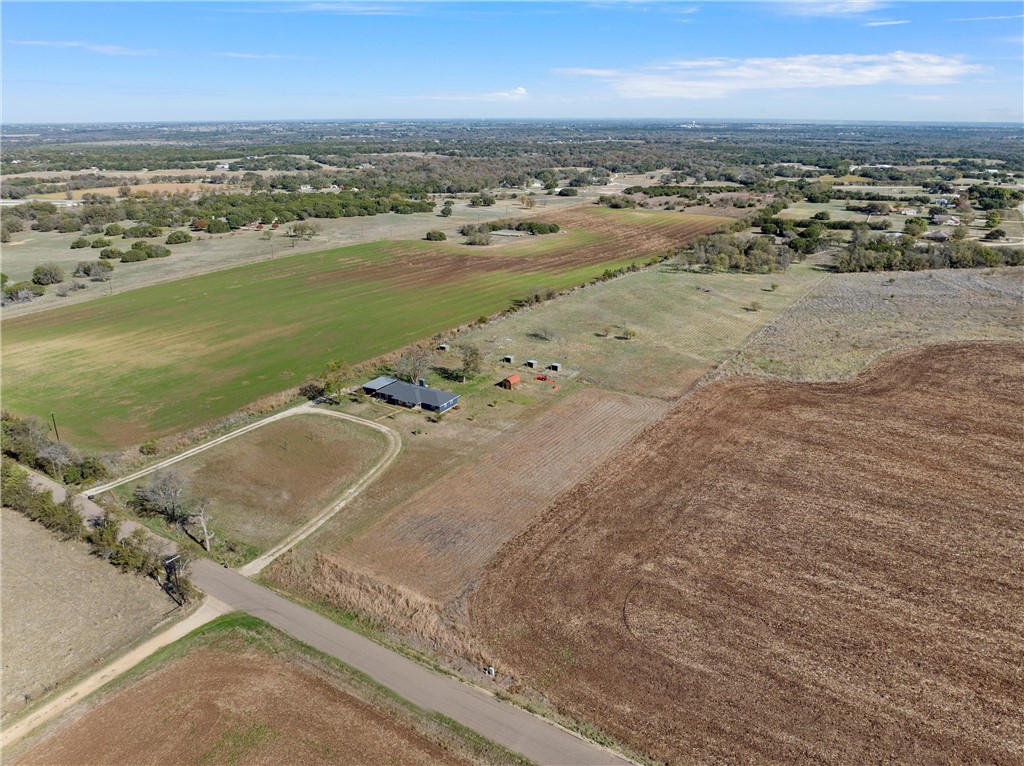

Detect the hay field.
[
  {"left": 1, "top": 509, "right": 176, "bottom": 721},
  {"left": 471, "top": 342, "right": 1024, "bottom": 765},
  {"left": 2, "top": 209, "right": 722, "bottom": 450},
  {"left": 13, "top": 615, "right": 524, "bottom": 766}
]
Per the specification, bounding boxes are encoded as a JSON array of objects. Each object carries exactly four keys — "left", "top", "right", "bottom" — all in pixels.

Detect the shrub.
[
  {"left": 3, "top": 281, "right": 46, "bottom": 302},
  {"left": 91, "top": 236, "right": 112, "bottom": 248},
  {"left": 99, "top": 247, "right": 125, "bottom": 260},
  {"left": 32, "top": 262, "right": 65, "bottom": 285},
  {"left": 122, "top": 223, "right": 161, "bottom": 239},
  {"left": 206, "top": 218, "right": 231, "bottom": 234},
  {"left": 70, "top": 237, "right": 90, "bottom": 249},
  {"left": 557, "top": 187, "right": 579, "bottom": 196},
  {"left": 165, "top": 230, "right": 193, "bottom": 245},
  {"left": 104, "top": 223, "right": 125, "bottom": 236},
  {"left": 465, "top": 231, "right": 492, "bottom": 246},
  {"left": 424, "top": 230, "right": 447, "bottom": 241}
]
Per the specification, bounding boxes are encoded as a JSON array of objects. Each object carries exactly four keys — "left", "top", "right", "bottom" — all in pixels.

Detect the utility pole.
[{"left": 50, "top": 412, "right": 61, "bottom": 443}]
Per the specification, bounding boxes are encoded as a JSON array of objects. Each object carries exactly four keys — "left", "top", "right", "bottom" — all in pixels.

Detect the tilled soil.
[
  {"left": 471, "top": 342, "right": 1024, "bottom": 765},
  {"left": 16, "top": 647, "right": 471, "bottom": 766}
]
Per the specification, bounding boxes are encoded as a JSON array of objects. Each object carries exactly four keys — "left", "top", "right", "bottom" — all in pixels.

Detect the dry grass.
[
  {"left": 726, "top": 267, "right": 1024, "bottom": 381},
  {"left": 1, "top": 509, "right": 176, "bottom": 720}
]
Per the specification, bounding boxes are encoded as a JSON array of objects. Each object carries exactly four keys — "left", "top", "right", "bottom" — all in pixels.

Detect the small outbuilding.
[
  {"left": 502, "top": 355, "right": 515, "bottom": 364},
  {"left": 437, "top": 343, "right": 450, "bottom": 351},
  {"left": 526, "top": 359, "right": 538, "bottom": 369},
  {"left": 499, "top": 374, "right": 521, "bottom": 390},
  {"left": 548, "top": 363, "right": 562, "bottom": 372}
]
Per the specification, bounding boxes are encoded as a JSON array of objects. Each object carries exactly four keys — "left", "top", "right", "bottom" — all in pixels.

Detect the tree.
[
  {"left": 206, "top": 218, "right": 231, "bottom": 234},
  {"left": 133, "top": 470, "right": 192, "bottom": 527},
  {"left": 299, "top": 381, "right": 326, "bottom": 400},
  {"left": 984, "top": 228, "right": 1006, "bottom": 241},
  {"left": 520, "top": 194, "right": 536, "bottom": 209},
  {"left": 321, "top": 357, "right": 352, "bottom": 393},
  {"left": 393, "top": 347, "right": 433, "bottom": 382},
  {"left": 458, "top": 342, "right": 484, "bottom": 381},
  {"left": 291, "top": 221, "right": 321, "bottom": 240},
  {"left": 32, "top": 262, "right": 65, "bottom": 285},
  {"left": 424, "top": 230, "right": 447, "bottom": 241},
  {"left": 985, "top": 210, "right": 1002, "bottom": 229},
  {"left": 902, "top": 217, "right": 927, "bottom": 237}
]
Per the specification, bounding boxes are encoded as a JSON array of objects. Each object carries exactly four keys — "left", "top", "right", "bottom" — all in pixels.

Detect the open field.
[
  {"left": 471, "top": 342, "right": 1024, "bottom": 765},
  {"left": 272, "top": 388, "right": 667, "bottom": 603},
  {"left": 0, "top": 193, "right": 593, "bottom": 315},
  {"left": 2, "top": 208, "right": 725, "bottom": 450},
  {"left": 454, "top": 259, "right": 825, "bottom": 400},
  {"left": 112, "top": 415, "right": 390, "bottom": 558},
  {"left": 13, "top": 614, "right": 525, "bottom": 766},
  {"left": 1, "top": 508, "right": 177, "bottom": 721},
  {"left": 727, "top": 267, "right": 1024, "bottom": 381}
]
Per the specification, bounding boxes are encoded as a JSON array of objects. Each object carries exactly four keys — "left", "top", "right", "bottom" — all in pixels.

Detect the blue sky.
[{"left": 2, "top": 1, "right": 1021, "bottom": 123}]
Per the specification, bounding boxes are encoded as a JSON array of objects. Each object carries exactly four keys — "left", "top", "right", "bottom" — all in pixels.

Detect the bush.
[
  {"left": 104, "top": 223, "right": 125, "bottom": 236},
  {"left": 557, "top": 187, "right": 579, "bottom": 196},
  {"left": 70, "top": 237, "right": 90, "bottom": 249},
  {"left": 3, "top": 281, "right": 46, "bottom": 302},
  {"left": 465, "top": 231, "right": 491, "bottom": 246},
  {"left": 32, "top": 262, "right": 66, "bottom": 285},
  {"left": 122, "top": 223, "right": 161, "bottom": 239},
  {"left": 99, "top": 247, "right": 125, "bottom": 260},
  {"left": 424, "top": 230, "right": 447, "bottom": 241},
  {"left": 299, "top": 381, "right": 326, "bottom": 400},
  {"left": 120, "top": 248, "right": 148, "bottom": 262},
  {"left": 165, "top": 230, "right": 193, "bottom": 245}
]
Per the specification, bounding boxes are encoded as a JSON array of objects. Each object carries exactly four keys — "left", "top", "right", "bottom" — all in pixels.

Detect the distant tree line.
[{"left": 834, "top": 231, "right": 1024, "bottom": 272}]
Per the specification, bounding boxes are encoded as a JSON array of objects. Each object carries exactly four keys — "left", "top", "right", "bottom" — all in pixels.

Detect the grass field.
[
  {"left": 1, "top": 508, "right": 178, "bottom": 721},
  {"left": 2, "top": 209, "right": 725, "bottom": 450},
  {"left": 13, "top": 614, "right": 528, "bottom": 766},
  {"left": 110, "top": 414, "right": 390, "bottom": 561}
]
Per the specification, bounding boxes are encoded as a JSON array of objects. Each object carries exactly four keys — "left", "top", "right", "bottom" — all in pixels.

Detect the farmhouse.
[{"left": 362, "top": 377, "right": 460, "bottom": 413}]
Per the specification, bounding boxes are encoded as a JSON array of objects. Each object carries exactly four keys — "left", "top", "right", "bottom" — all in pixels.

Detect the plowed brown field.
[
  {"left": 472, "top": 342, "right": 1024, "bottom": 765},
  {"left": 16, "top": 646, "right": 471, "bottom": 766}
]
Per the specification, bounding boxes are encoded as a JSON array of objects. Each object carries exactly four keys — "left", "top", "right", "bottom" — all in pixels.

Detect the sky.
[{"left": 2, "top": 0, "right": 1022, "bottom": 123}]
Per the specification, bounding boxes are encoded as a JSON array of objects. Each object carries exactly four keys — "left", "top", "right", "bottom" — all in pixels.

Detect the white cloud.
[
  {"left": 949, "top": 14, "right": 1024, "bottom": 22},
  {"left": 907, "top": 95, "right": 948, "bottom": 102},
  {"left": 864, "top": 19, "right": 910, "bottom": 27},
  {"left": 559, "top": 52, "right": 985, "bottom": 99},
  {"left": 422, "top": 86, "right": 528, "bottom": 102},
  {"left": 776, "top": 0, "right": 887, "bottom": 16},
  {"left": 8, "top": 39, "right": 157, "bottom": 56}
]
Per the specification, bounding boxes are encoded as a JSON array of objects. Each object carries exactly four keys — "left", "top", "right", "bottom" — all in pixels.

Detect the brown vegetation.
[
  {"left": 16, "top": 645, "right": 472, "bottom": 766},
  {"left": 471, "top": 342, "right": 1024, "bottom": 765}
]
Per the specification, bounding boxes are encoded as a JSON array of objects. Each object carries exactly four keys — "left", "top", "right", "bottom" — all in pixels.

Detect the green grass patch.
[{"left": 3, "top": 237, "right": 642, "bottom": 451}]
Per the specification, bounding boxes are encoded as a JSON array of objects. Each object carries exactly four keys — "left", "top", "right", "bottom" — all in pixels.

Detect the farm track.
[
  {"left": 471, "top": 341, "right": 1024, "bottom": 765},
  {"left": 88, "top": 403, "right": 402, "bottom": 577}
]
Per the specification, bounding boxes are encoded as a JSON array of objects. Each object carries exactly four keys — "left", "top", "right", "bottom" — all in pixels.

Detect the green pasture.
[{"left": 2, "top": 237, "right": 643, "bottom": 450}]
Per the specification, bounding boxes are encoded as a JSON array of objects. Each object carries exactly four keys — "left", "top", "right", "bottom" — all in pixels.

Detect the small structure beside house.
[
  {"left": 437, "top": 343, "right": 450, "bottom": 351},
  {"left": 362, "top": 377, "right": 459, "bottom": 413},
  {"left": 549, "top": 362, "right": 562, "bottom": 372},
  {"left": 526, "top": 359, "right": 538, "bottom": 369},
  {"left": 502, "top": 355, "right": 515, "bottom": 364},
  {"left": 498, "top": 374, "right": 521, "bottom": 390}
]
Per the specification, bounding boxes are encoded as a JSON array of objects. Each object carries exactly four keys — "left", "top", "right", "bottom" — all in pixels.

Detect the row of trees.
[
  {"left": 834, "top": 233, "right": 1024, "bottom": 272},
  {"left": 1, "top": 458, "right": 197, "bottom": 603},
  {"left": 679, "top": 233, "right": 793, "bottom": 273},
  {"left": 1, "top": 412, "right": 109, "bottom": 484}
]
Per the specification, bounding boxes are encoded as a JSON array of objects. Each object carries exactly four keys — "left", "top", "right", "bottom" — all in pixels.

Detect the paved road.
[
  {"left": 193, "top": 559, "right": 629, "bottom": 765},
  {"left": 22, "top": 474, "right": 631, "bottom": 765}
]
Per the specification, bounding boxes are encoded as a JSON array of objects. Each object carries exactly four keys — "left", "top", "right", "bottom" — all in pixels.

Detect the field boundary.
[
  {"left": 87, "top": 403, "right": 402, "bottom": 576},
  {"left": 0, "top": 597, "right": 233, "bottom": 750}
]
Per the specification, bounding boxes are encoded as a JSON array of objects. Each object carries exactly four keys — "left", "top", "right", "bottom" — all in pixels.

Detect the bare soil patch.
[
  {"left": 471, "top": 342, "right": 1024, "bottom": 765},
  {"left": 15, "top": 642, "right": 472, "bottom": 766},
  {"left": 727, "top": 267, "right": 1024, "bottom": 381},
  {"left": 1, "top": 509, "right": 176, "bottom": 720}
]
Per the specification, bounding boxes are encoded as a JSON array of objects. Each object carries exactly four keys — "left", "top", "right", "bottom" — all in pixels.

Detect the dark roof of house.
[{"left": 377, "top": 380, "right": 459, "bottom": 408}]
